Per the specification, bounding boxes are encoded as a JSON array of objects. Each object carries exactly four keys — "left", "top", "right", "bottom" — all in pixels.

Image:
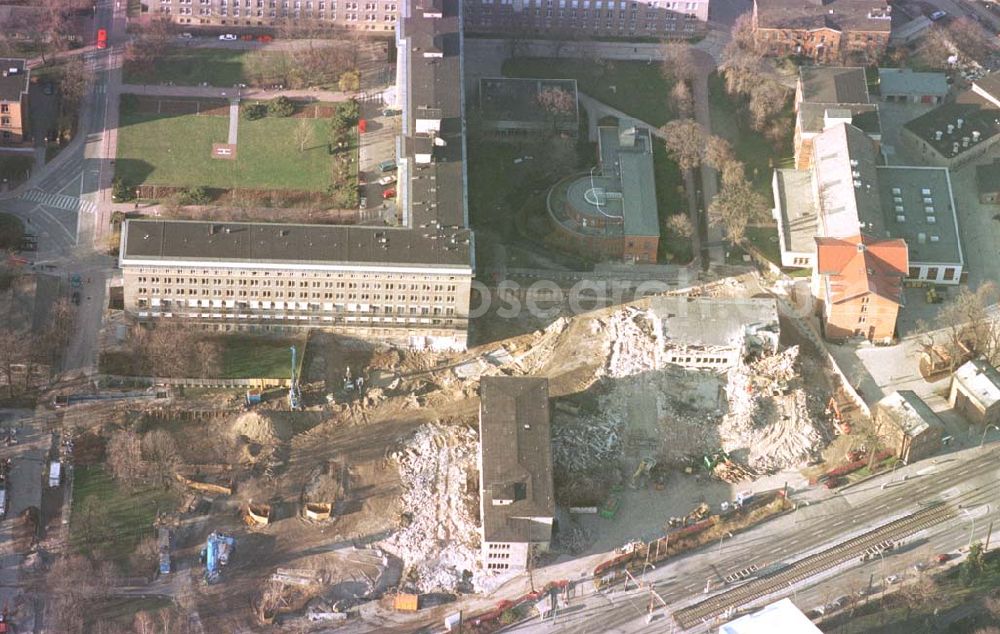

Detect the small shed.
[
  {"left": 874, "top": 391, "right": 945, "bottom": 464},
  {"left": 949, "top": 358, "right": 1000, "bottom": 427},
  {"left": 878, "top": 68, "right": 948, "bottom": 104}
]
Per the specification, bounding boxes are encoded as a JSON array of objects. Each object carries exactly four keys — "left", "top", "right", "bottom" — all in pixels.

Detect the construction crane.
[{"left": 288, "top": 345, "right": 302, "bottom": 410}]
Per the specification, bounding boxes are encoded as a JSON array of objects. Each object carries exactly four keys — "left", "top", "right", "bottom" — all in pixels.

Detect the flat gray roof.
[
  {"left": 0, "top": 59, "right": 28, "bottom": 102},
  {"left": 873, "top": 166, "right": 962, "bottom": 266},
  {"left": 774, "top": 168, "right": 818, "bottom": 255},
  {"left": 954, "top": 359, "right": 1000, "bottom": 410},
  {"left": 121, "top": 219, "right": 472, "bottom": 269},
  {"left": 651, "top": 296, "right": 779, "bottom": 348},
  {"left": 877, "top": 390, "right": 944, "bottom": 438},
  {"left": 800, "top": 67, "right": 871, "bottom": 105},
  {"left": 479, "top": 377, "right": 554, "bottom": 544},
  {"left": 877, "top": 68, "right": 948, "bottom": 97},
  {"left": 597, "top": 123, "right": 660, "bottom": 238}
]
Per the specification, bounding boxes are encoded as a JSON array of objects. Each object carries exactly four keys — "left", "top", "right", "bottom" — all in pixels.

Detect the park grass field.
[
  {"left": 123, "top": 48, "right": 253, "bottom": 86},
  {"left": 115, "top": 106, "right": 333, "bottom": 192}
]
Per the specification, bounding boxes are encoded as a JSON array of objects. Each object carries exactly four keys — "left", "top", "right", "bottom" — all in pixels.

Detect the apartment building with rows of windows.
[
  {"left": 462, "top": 0, "right": 708, "bottom": 37},
  {"left": 120, "top": 0, "right": 475, "bottom": 350},
  {"left": 154, "top": 0, "right": 399, "bottom": 31}
]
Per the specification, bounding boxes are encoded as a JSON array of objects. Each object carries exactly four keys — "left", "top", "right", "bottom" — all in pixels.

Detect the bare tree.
[
  {"left": 293, "top": 118, "right": 315, "bottom": 153},
  {"left": 142, "top": 429, "right": 179, "bottom": 488},
  {"left": 704, "top": 136, "right": 735, "bottom": 172},
  {"left": 660, "top": 119, "right": 707, "bottom": 170},
  {"left": 946, "top": 17, "right": 999, "bottom": 62},
  {"left": 708, "top": 174, "right": 769, "bottom": 245},
  {"left": 730, "top": 13, "right": 757, "bottom": 52},
  {"left": 59, "top": 58, "right": 88, "bottom": 107},
  {"left": 106, "top": 430, "right": 145, "bottom": 490},
  {"left": 134, "top": 323, "right": 194, "bottom": 377},
  {"left": 935, "top": 281, "right": 1000, "bottom": 367},
  {"left": 0, "top": 327, "right": 30, "bottom": 397},
  {"left": 133, "top": 612, "right": 158, "bottom": 634},
  {"left": 748, "top": 80, "right": 789, "bottom": 130},
  {"left": 47, "top": 554, "right": 109, "bottom": 634},
  {"left": 661, "top": 42, "right": 697, "bottom": 83},
  {"left": 666, "top": 213, "right": 694, "bottom": 239},
  {"left": 669, "top": 81, "right": 694, "bottom": 119},
  {"left": 536, "top": 86, "right": 576, "bottom": 115}
]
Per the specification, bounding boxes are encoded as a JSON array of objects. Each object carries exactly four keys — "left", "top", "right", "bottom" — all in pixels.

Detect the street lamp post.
[
  {"left": 963, "top": 508, "right": 977, "bottom": 549},
  {"left": 980, "top": 425, "right": 1000, "bottom": 448},
  {"left": 718, "top": 532, "right": 733, "bottom": 556}
]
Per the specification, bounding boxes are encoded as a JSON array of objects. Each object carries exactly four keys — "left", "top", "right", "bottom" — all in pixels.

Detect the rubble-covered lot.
[{"left": 46, "top": 275, "right": 843, "bottom": 629}]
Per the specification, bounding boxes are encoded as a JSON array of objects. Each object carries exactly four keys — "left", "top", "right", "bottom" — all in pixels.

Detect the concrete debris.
[
  {"left": 607, "top": 307, "right": 666, "bottom": 378},
  {"left": 552, "top": 418, "right": 622, "bottom": 474},
  {"left": 381, "top": 423, "right": 486, "bottom": 594}
]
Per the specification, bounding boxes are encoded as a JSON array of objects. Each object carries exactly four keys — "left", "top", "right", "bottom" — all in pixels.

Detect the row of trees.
[
  {"left": 243, "top": 41, "right": 363, "bottom": 91},
  {"left": 105, "top": 428, "right": 180, "bottom": 491},
  {"left": 0, "top": 297, "right": 75, "bottom": 398}
]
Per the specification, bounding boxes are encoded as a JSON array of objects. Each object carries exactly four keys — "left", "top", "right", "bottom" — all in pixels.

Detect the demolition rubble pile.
[
  {"left": 720, "top": 346, "right": 825, "bottom": 472},
  {"left": 552, "top": 305, "right": 827, "bottom": 478},
  {"left": 381, "top": 423, "right": 487, "bottom": 593}
]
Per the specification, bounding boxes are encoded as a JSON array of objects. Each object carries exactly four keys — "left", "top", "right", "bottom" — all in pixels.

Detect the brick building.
[
  {"left": 814, "top": 234, "right": 907, "bottom": 343},
  {"left": 463, "top": 0, "right": 709, "bottom": 37},
  {"left": 874, "top": 390, "right": 944, "bottom": 464},
  {"left": 948, "top": 359, "right": 1000, "bottom": 428},
  {"left": 793, "top": 66, "right": 881, "bottom": 169},
  {"left": 0, "top": 59, "right": 30, "bottom": 145},
  {"left": 752, "top": 0, "right": 892, "bottom": 63},
  {"left": 119, "top": 0, "right": 476, "bottom": 350},
  {"left": 149, "top": 0, "right": 400, "bottom": 31},
  {"left": 547, "top": 120, "right": 660, "bottom": 263}
]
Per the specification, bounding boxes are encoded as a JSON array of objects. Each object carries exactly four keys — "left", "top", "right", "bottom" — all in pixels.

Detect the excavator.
[{"left": 629, "top": 458, "right": 656, "bottom": 489}]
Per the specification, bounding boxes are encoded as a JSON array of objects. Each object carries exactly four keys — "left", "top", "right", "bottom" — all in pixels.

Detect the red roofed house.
[{"left": 814, "top": 235, "right": 908, "bottom": 343}]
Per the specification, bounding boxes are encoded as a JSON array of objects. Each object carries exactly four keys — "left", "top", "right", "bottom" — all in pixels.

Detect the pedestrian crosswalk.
[{"left": 19, "top": 189, "right": 97, "bottom": 215}]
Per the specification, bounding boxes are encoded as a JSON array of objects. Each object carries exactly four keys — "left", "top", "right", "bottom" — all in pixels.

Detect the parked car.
[
  {"left": 42, "top": 82, "right": 55, "bottom": 95},
  {"left": 70, "top": 274, "right": 82, "bottom": 288},
  {"left": 71, "top": 291, "right": 81, "bottom": 306},
  {"left": 219, "top": 33, "right": 238, "bottom": 41},
  {"left": 378, "top": 159, "right": 397, "bottom": 172},
  {"left": 360, "top": 196, "right": 368, "bottom": 209},
  {"left": 177, "top": 32, "right": 194, "bottom": 39},
  {"left": 885, "top": 574, "right": 901, "bottom": 585},
  {"left": 382, "top": 188, "right": 396, "bottom": 199},
  {"left": 377, "top": 175, "right": 396, "bottom": 186},
  {"left": 929, "top": 10, "right": 947, "bottom": 20},
  {"left": 936, "top": 553, "right": 953, "bottom": 564}
]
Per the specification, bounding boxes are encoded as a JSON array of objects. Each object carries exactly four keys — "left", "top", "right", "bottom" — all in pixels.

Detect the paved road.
[{"left": 504, "top": 443, "right": 1000, "bottom": 632}]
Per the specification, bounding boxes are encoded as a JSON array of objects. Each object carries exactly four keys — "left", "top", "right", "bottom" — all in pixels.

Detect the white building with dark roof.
[
  {"left": 478, "top": 377, "right": 554, "bottom": 573},
  {"left": 118, "top": 0, "right": 475, "bottom": 351}
]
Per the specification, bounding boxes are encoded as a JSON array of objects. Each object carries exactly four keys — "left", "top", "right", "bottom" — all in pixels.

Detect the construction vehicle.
[
  {"left": 599, "top": 495, "right": 621, "bottom": 519},
  {"left": 201, "top": 532, "right": 235, "bottom": 584},
  {"left": 288, "top": 346, "right": 302, "bottom": 410},
  {"left": 825, "top": 396, "right": 854, "bottom": 435},
  {"left": 629, "top": 458, "right": 656, "bottom": 489},
  {"left": 158, "top": 527, "right": 171, "bottom": 575}
]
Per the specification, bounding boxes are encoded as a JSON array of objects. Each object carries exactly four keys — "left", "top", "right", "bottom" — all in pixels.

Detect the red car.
[
  {"left": 96, "top": 28, "right": 108, "bottom": 49},
  {"left": 382, "top": 189, "right": 396, "bottom": 199}
]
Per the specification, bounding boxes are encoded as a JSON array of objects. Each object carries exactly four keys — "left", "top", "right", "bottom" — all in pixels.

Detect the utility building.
[
  {"left": 948, "top": 359, "right": 1000, "bottom": 427},
  {"left": 478, "top": 377, "right": 554, "bottom": 573},
  {"left": 874, "top": 390, "right": 945, "bottom": 464},
  {"left": 0, "top": 59, "right": 29, "bottom": 144}
]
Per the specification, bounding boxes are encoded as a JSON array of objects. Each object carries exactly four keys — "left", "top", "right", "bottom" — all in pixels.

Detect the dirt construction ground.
[{"left": 68, "top": 272, "right": 848, "bottom": 629}]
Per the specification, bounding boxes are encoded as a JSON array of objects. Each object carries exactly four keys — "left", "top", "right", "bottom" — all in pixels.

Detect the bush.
[
  {"left": 338, "top": 69, "right": 361, "bottom": 92},
  {"left": 332, "top": 99, "right": 360, "bottom": 128},
  {"left": 112, "top": 178, "right": 135, "bottom": 203},
  {"left": 180, "top": 186, "right": 210, "bottom": 205},
  {"left": 267, "top": 96, "right": 295, "bottom": 118},
  {"left": 242, "top": 102, "right": 267, "bottom": 120}
]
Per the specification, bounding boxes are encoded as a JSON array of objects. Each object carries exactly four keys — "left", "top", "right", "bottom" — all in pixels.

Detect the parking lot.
[{"left": 357, "top": 102, "right": 401, "bottom": 224}]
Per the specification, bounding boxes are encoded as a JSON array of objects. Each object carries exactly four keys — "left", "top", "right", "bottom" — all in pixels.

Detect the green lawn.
[
  {"left": 115, "top": 108, "right": 334, "bottom": 192},
  {"left": 745, "top": 226, "right": 781, "bottom": 266},
  {"left": 219, "top": 335, "right": 305, "bottom": 379},
  {"left": 503, "top": 57, "right": 677, "bottom": 127},
  {"left": 71, "top": 465, "right": 175, "bottom": 563},
  {"left": 653, "top": 140, "right": 692, "bottom": 264},
  {"left": 707, "top": 73, "right": 794, "bottom": 195},
  {"left": 124, "top": 48, "right": 253, "bottom": 86}
]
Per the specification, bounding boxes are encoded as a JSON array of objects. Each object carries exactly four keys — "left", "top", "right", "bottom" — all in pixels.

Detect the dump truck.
[{"left": 202, "top": 532, "right": 235, "bottom": 584}]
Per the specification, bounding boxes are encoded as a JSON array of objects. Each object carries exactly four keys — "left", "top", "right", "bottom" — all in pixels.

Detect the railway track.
[{"left": 673, "top": 502, "right": 956, "bottom": 630}]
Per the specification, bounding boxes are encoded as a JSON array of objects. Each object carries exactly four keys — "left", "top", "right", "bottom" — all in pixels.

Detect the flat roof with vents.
[{"left": 873, "top": 166, "right": 962, "bottom": 267}]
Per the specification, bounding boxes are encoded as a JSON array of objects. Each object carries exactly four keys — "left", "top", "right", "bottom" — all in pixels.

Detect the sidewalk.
[{"left": 118, "top": 83, "right": 377, "bottom": 103}]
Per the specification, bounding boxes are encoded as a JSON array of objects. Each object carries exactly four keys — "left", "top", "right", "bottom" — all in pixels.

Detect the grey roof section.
[
  {"left": 0, "top": 58, "right": 28, "bottom": 102},
  {"left": 877, "top": 390, "right": 945, "bottom": 438},
  {"left": 774, "top": 168, "right": 819, "bottom": 254},
  {"left": 813, "top": 123, "right": 883, "bottom": 238},
  {"left": 877, "top": 68, "right": 948, "bottom": 97},
  {"left": 873, "top": 166, "right": 962, "bottom": 266},
  {"left": 902, "top": 99, "right": 1000, "bottom": 159},
  {"left": 800, "top": 67, "right": 871, "bottom": 105},
  {"left": 755, "top": 0, "right": 894, "bottom": 32},
  {"left": 121, "top": 219, "right": 473, "bottom": 269},
  {"left": 479, "top": 377, "right": 554, "bottom": 544},
  {"left": 798, "top": 102, "right": 882, "bottom": 135},
  {"left": 953, "top": 359, "right": 1000, "bottom": 409},
  {"left": 596, "top": 123, "right": 660, "bottom": 237},
  {"left": 651, "top": 296, "right": 779, "bottom": 348}
]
